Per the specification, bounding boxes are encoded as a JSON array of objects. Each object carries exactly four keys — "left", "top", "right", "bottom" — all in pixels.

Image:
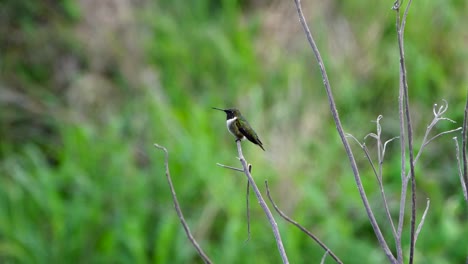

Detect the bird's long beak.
[{"left": 212, "top": 107, "right": 226, "bottom": 112}]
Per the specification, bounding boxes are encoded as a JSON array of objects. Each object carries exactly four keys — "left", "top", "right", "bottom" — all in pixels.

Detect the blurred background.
[{"left": 0, "top": 0, "right": 467, "bottom": 263}]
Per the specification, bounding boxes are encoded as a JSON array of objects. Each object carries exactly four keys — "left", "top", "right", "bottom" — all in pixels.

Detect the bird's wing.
[{"left": 237, "top": 118, "right": 263, "bottom": 145}]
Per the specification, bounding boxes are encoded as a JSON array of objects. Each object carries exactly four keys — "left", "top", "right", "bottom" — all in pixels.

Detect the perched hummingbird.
[{"left": 212, "top": 107, "right": 265, "bottom": 151}]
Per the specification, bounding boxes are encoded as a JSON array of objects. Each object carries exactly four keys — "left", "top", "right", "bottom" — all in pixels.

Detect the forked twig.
[
  {"left": 217, "top": 163, "right": 254, "bottom": 242},
  {"left": 422, "top": 128, "right": 462, "bottom": 151},
  {"left": 413, "top": 101, "right": 461, "bottom": 166},
  {"left": 367, "top": 117, "right": 399, "bottom": 238},
  {"left": 236, "top": 141, "right": 289, "bottom": 263},
  {"left": 265, "top": 181, "right": 343, "bottom": 264},
  {"left": 154, "top": 144, "right": 213, "bottom": 264},
  {"left": 359, "top": 103, "right": 459, "bottom": 262},
  {"left": 348, "top": 119, "right": 399, "bottom": 241},
  {"left": 293, "top": 0, "right": 396, "bottom": 262}
]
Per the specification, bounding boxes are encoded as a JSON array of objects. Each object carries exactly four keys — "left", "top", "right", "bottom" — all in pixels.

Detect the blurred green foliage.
[{"left": 0, "top": 0, "right": 467, "bottom": 263}]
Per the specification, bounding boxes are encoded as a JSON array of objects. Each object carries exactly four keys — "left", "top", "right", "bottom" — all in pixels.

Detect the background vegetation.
[{"left": 0, "top": 0, "right": 467, "bottom": 263}]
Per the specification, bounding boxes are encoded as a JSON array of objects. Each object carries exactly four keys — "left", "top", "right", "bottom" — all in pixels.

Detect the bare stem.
[
  {"left": 414, "top": 198, "right": 430, "bottom": 245},
  {"left": 454, "top": 138, "right": 468, "bottom": 200},
  {"left": 245, "top": 180, "right": 251, "bottom": 242},
  {"left": 351, "top": 127, "right": 398, "bottom": 242},
  {"left": 368, "top": 117, "right": 399, "bottom": 239},
  {"left": 217, "top": 163, "right": 253, "bottom": 242},
  {"left": 292, "top": 1, "right": 396, "bottom": 262},
  {"left": 463, "top": 92, "right": 468, "bottom": 202},
  {"left": 265, "top": 181, "right": 343, "bottom": 264},
  {"left": 216, "top": 163, "right": 244, "bottom": 172},
  {"left": 154, "top": 144, "right": 213, "bottom": 264},
  {"left": 394, "top": 0, "right": 416, "bottom": 262},
  {"left": 236, "top": 141, "right": 289, "bottom": 263}
]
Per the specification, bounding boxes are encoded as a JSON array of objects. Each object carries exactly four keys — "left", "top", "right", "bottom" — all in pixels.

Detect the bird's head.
[{"left": 212, "top": 107, "right": 241, "bottom": 119}]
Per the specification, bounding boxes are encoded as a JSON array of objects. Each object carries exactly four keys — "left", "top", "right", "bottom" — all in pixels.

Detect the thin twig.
[
  {"left": 350, "top": 133, "right": 399, "bottom": 243},
  {"left": 362, "top": 144, "right": 380, "bottom": 182},
  {"left": 375, "top": 115, "right": 384, "bottom": 169},
  {"left": 320, "top": 250, "right": 330, "bottom": 264},
  {"left": 236, "top": 141, "right": 289, "bottom": 263},
  {"left": 293, "top": 1, "right": 396, "bottom": 262},
  {"left": 463, "top": 92, "right": 468, "bottom": 202},
  {"left": 396, "top": 177, "right": 409, "bottom": 263},
  {"left": 413, "top": 101, "right": 460, "bottom": 165},
  {"left": 345, "top": 134, "right": 377, "bottom": 178},
  {"left": 216, "top": 163, "right": 244, "bottom": 172},
  {"left": 349, "top": 131, "right": 400, "bottom": 256},
  {"left": 218, "top": 162, "right": 252, "bottom": 242},
  {"left": 154, "top": 144, "right": 213, "bottom": 264},
  {"left": 394, "top": 0, "right": 415, "bottom": 262},
  {"left": 370, "top": 117, "right": 398, "bottom": 238},
  {"left": 454, "top": 138, "right": 468, "bottom": 200},
  {"left": 245, "top": 180, "right": 251, "bottom": 242},
  {"left": 352, "top": 126, "right": 402, "bottom": 258},
  {"left": 382, "top": 136, "right": 400, "bottom": 162},
  {"left": 265, "top": 181, "right": 343, "bottom": 264},
  {"left": 414, "top": 198, "right": 430, "bottom": 245},
  {"left": 400, "top": 10, "right": 417, "bottom": 264},
  {"left": 422, "top": 128, "right": 462, "bottom": 150},
  {"left": 395, "top": 6, "right": 407, "bottom": 260},
  {"left": 364, "top": 139, "right": 398, "bottom": 240}
]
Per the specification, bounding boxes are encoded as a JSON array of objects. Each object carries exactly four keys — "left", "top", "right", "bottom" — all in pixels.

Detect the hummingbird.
[{"left": 212, "top": 107, "right": 265, "bottom": 151}]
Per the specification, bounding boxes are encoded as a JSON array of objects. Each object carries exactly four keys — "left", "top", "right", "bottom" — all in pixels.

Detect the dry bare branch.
[
  {"left": 393, "top": 0, "right": 416, "bottom": 262},
  {"left": 382, "top": 136, "right": 400, "bottom": 162},
  {"left": 265, "top": 181, "right": 343, "bottom": 264},
  {"left": 235, "top": 141, "right": 289, "bottom": 263},
  {"left": 245, "top": 180, "right": 251, "bottom": 242},
  {"left": 154, "top": 144, "right": 213, "bottom": 264},
  {"left": 217, "top": 163, "right": 252, "bottom": 242},
  {"left": 350, "top": 129, "right": 401, "bottom": 253},
  {"left": 369, "top": 117, "right": 399, "bottom": 239},
  {"left": 348, "top": 131, "right": 398, "bottom": 240},
  {"left": 413, "top": 101, "right": 461, "bottom": 165},
  {"left": 293, "top": 0, "right": 396, "bottom": 262},
  {"left": 463, "top": 93, "right": 468, "bottom": 202},
  {"left": 422, "top": 128, "right": 462, "bottom": 152}
]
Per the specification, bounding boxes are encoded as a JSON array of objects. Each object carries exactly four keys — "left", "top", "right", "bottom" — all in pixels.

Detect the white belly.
[{"left": 226, "top": 117, "right": 246, "bottom": 140}]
